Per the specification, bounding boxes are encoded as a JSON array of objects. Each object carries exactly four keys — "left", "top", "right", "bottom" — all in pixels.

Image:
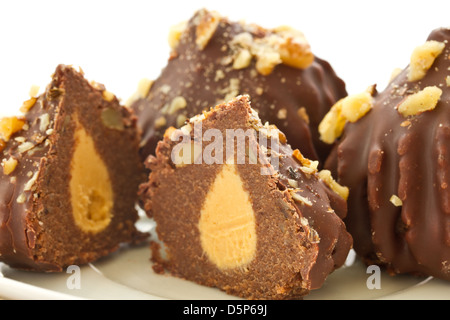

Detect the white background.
[{"left": 0, "top": 0, "right": 448, "bottom": 117}]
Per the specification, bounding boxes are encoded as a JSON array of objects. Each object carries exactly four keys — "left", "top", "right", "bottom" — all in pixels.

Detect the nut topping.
[
  {"left": 195, "top": 10, "right": 220, "bottom": 50},
  {"left": 397, "top": 86, "right": 442, "bottom": 117},
  {"left": 0, "top": 116, "right": 26, "bottom": 141},
  {"left": 408, "top": 40, "right": 446, "bottom": 82}
]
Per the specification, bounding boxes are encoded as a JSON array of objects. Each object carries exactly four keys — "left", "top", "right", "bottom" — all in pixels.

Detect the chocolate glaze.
[
  {"left": 140, "top": 95, "right": 352, "bottom": 299},
  {"left": 0, "top": 65, "right": 145, "bottom": 272},
  {"left": 132, "top": 9, "right": 347, "bottom": 164},
  {"left": 325, "top": 28, "right": 450, "bottom": 280}
]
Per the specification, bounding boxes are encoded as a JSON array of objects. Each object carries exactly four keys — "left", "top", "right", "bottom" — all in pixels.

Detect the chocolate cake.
[
  {"left": 0, "top": 65, "right": 145, "bottom": 272},
  {"left": 322, "top": 28, "right": 450, "bottom": 281},
  {"left": 140, "top": 95, "right": 352, "bottom": 299},
  {"left": 130, "top": 9, "right": 347, "bottom": 163}
]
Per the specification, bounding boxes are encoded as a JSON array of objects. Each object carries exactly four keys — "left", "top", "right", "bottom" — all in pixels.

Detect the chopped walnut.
[
  {"left": 292, "top": 149, "right": 316, "bottom": 173},
  {"left": 168, "top": 20, "right": 188, "bottom": 49},
  {"left": 408, "top": 40, "right": 446, "bottom": 82},
  {"left": 16, "top": 193, "right": 26, "bottom": 204},
  {"left": 24, "top": 171, "right": 39, "bottom": 191},
  {"left": 17, "top": 141, "right": 35, "bottom": 153},
  {"left": 39, "top": 113, "right": 50, "bottom": 132},
  {"left": 167, "top": 96, "right": 187, "bottom": 115},
  {"left": 318, "top": 170, "right": 349, "bottom": 200},
  {"left": 102, "top": 90, "right": 115, "bottom": 102},
  {"left": 318, "top": 100, "right": 346, "bottom": 144},
  {"left": 319, "top": 87, "right": 374, "bottom": 144},
  {"left": 29, "top": 85, "right": 40, "bottom": 98},
  {"left": 276, "top": 26, "right": 314, "bottom": 70},
  {"left": 0, "top": 116, "right": 26, "bottom": 141},
  {"left": 390, "top": 195, "right": 403, "bottom": 207},
  {"left": 340, "top": 91, "right": 373, "bottom": 123},
  {"left": 154, "top": 116, "right": 167, "bottom": 129},
  {"left": 195, "top": 10, "right": 220, "bottom": 50},
  {"left": 397, "top": 86, "right": 442, "bottom": 117},
  {"left": 289, "top": 189, "right": 313, "bottom": 206},
  {"left": 2, "top": 157, "right": 18, "bottom": 175},
  {"left": 254, "top": 47, "right": 282, "bottom": 76},
  {"left": 389, "top": 68, "right": 403, "bottom": 82},
  {"left": 233, "top": 49, "right": 252, "bottom": 70},
  {"left": 19, "top": 85, "right": 41, "bottom": 113},
  {"left": 229, "top": 24, "right": 313, "bottom": 76},
  {"left": 137, "top": 78, "right": 154, "bottom": 98},
  {"left": 176, "top": 114, "right": 188, "bottom": 128},
  {"left": 20, "top": 97, "right": 37, "bottom": 113}
]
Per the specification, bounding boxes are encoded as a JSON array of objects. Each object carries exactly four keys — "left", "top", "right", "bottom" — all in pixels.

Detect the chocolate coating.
[
  {"left": 0, "top": 65, "right": 146, "bottom": 272},
  {"left": 140, "top": 95, "right": 352, "bottom": 299},
  {"left": 325, "top": 28, "right": 450, "bottom": 280},
  {"left": 131, "top": 9, "right": 347, "bottom": 164}
]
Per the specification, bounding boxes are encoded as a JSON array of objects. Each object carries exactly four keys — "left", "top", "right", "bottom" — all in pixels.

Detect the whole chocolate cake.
[
  {"left": 140, "top": 95, "right": 352, "bottom": 299},
  {"left": 130, "top": 9, "right": 347, "bottom": 163},
  {"left": 322, "top": 28, "right": 450, "bottom": 281},
  {"left": 0, "top": 65, "right": 145, "bottom": 272}
]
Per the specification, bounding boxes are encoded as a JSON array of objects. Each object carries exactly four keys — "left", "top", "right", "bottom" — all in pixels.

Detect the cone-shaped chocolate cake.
[
  {"left": 322, "top": 28, "right": 450, "bottom": 281},
  {"left": 0, "top": 65, "right": 145, "bottom": 272},
  {"left": 140, "top": 95, "right": 352, "bottom": 299},
  {"left": 130, "top": 9, "right": 347, "bottom": 163}
]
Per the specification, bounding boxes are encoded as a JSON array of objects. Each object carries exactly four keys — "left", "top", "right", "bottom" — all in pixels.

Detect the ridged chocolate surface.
[
  {"left": 132, "top": 9, "right": 347, "bottom": 163},
  {"left": 140, "top": 96, "right": 352, "bottom": 299},
  {"left": 325, "top": 28, "right": 450, "bottom": 280}
]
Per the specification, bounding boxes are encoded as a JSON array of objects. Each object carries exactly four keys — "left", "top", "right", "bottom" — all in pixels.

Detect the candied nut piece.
[
  {"left": 254, "top": 47, "right": 282, "bottom": 76},
  {"left": 319, "top": 100, "right": 346, "bottom": 144},
  {"left": 162, "top": 96, "right": 187, "bottom": 115},
  {"left": 168, "top": 20, "right": 188, "bottom": 50},
  {"left": 319, "top": 88, "right": 374, "bottom": 144},
  {"left": 292, "top": 149, "right": 317, "bottom": 173},
  {"left": 233, "top": 49, "right": 252, "bottom": 70},
  {"left": 397, "top": 86, "right": 442, "bottom": 117},
  {"left": 20, "top": 97, "right": 37, "bottom": 113},
  {"left": 154, "top": 116, "right": 167, "bottom": 129},
  {"left": 276, "top": 26, "right": 314, "bottom": 70},
  {"left": 20, "top": 85, "right": 40, "bottom": 113},
  {"left": 390, "top": 195, "right": 403, "bottom": 207},
  {"left": 137, "top": 78, "right": 154, "bottom": 98},
  {"left": 0, "top": 140, "right": 6, "bottom": 152},
  {"left": 318, "top": 169, "right": 349, "bottom": 200},
  {"left": 2, "top": 157, "right": 18, "bottom": 175},
  {"left": 408, "top": 40, "right": 446, "bottom": 82},
  {"left": 0, "top": 116, "right": 26, "bottom": 141},
  {"left": 340, "top": 91, "right": 373, "bottom": 123},
  {"left": 102, "top": 90, "right": 115, "bottom": 102},
  {"left": 125, "top": 78, "right": 154, "bottom": 107},
  {"left": 195, "top": 10, "right": 220, "bottom": 50}
]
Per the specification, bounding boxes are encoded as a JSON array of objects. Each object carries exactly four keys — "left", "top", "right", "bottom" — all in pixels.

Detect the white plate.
[{"left": 1, "top": 216, "right": 449, "bottom": 300}]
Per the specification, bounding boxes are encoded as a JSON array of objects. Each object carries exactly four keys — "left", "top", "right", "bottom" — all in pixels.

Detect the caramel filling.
[
  {"left": 70, "top": 119, "right": 113, "bottom": 233},
  {"left": 199, "top": 164, "right": 257, "bottom": 270}
]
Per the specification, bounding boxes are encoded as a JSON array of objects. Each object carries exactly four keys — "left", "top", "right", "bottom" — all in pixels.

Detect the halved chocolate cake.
[
  {"left": 0, "top": 65, "right": 145, "bottom": 272},
  {"left": 140, "top": 95, "right": 352, "bottom": 299},
  {"left": 322, "top": 28, "right": 450, "bottom": 281},
  {"left": 130, "top": 9, "right": 347, "bottom": 163}
]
